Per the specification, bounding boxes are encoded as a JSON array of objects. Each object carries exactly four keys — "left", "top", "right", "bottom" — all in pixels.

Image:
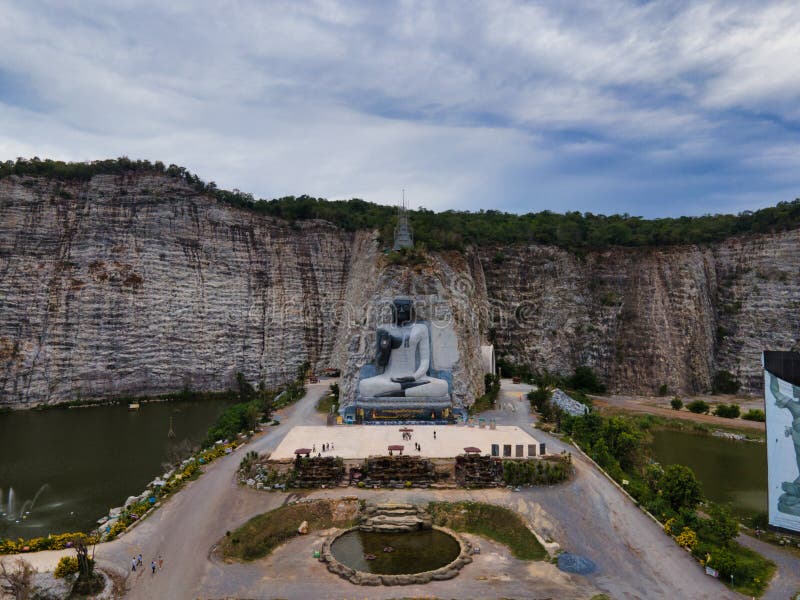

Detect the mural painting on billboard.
[{"left": 765, "top": 365, "right": 800, "bottom": 531}]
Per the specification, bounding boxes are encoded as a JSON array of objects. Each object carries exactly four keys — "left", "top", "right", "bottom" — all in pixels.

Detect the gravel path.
[
  {"left": 113, "top": 382, "right": 333, "bottom": 600},
  {"left": 737, "top": 533, "right": 800, "bottom": 600},
  {"left": 489, "top": 383, "right": 741, "bottom": 599}
]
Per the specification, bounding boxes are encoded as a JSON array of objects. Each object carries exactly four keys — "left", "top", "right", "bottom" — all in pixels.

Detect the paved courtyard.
[{"left": 270, "top": 423, "right": 542, "bottom": 459}]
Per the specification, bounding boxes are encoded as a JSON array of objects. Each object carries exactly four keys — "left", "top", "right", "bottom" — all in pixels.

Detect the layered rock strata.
[
  {"left": 1, "top": 172, "right": 798, "bottom": 406},
  {"left": 478, "top": 233, "right": 800, "bottom": 393},
  {"left": 0, "top": 174, "right": 361, "bottom": 406}
]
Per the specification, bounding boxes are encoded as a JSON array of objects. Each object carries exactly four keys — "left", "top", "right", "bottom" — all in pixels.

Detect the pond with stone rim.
[{"left": 330, "top": 528, "right": 461, "bottom": 574}]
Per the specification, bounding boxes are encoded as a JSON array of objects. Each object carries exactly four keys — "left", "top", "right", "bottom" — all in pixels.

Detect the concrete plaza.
[{"left": 270, "top": 424, "right": 542, "bottom": 459}]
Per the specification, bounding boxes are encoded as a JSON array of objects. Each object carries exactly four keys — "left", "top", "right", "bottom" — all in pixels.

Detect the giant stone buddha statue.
[{"left": 358, "top": 297, "right": 450, "bottom": 399}]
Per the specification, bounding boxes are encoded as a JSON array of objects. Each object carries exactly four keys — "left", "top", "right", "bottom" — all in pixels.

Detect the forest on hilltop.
[{"left": 3, "top": 156, "right": 799, "bottom": 251}]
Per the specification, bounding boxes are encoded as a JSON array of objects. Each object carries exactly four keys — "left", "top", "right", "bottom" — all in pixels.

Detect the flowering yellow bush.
[
  {"left": 106, "top": 520, "right": 127, "bottom": 540},
  {"left": 663, "top": 517, "right": 676, "bottom": 535},
  {"left": 198, "top": 441, "right": 239, "bottom": 464},
  {"left": 675, "top": 527, "right": 698, "bottom": 550},
  {"left": 54, "top": 556, "right": 79, "bottom": 578},
  {"left": 0, "top": 532, "right": 98, "bottom": 555}
]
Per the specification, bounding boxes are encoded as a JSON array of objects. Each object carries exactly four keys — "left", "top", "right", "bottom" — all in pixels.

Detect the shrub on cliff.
[
  {"left": 670, "top": 397, "right": 683, "bottom": 410},
  {"left": 497, "top": 359, "right": 534, "bottom": 382},
  {"left": 567, "top": 366, "right": 606, "bottom": 394},
  {"left": 712, "top": 370, "right": 741, "bottom": 394}
]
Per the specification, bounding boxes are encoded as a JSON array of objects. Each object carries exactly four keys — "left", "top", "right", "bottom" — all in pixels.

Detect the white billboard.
[{"left": 764, "top": 366, "right": 800, "bottom": 532}]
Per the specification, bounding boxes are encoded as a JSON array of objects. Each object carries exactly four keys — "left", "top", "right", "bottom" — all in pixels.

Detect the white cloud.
[{"left": 0, "top": 0, "right": 798, "bottom": 215}]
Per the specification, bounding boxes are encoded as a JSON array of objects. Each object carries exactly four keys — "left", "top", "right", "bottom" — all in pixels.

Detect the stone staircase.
[{"left": 359, "top": 503, "right": 433, "bottom": 532}]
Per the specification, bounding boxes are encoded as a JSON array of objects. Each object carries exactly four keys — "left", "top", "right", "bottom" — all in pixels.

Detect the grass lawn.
[
  {"left": 599, "top": 408, "right": 766, "bottom": 441},
  {"left": 468, "top": 394, "right": 495, "bottom": 415},
  {"left": 315, "top": 393, "right": 338, "bottom": 414},
  {"left": 220, "top": 499, "right": 359, "bottom": 561},
  {"left": 428, "top": 501, "right": 547, "bottom": 560},
  {"left": 719, "top": 541, "right": 776, "bottom": 597}
]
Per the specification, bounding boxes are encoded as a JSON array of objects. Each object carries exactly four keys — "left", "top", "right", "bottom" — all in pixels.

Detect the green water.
[
  {"left": 331, "top": 529, "right": 461, "bottom": 574},
  {"left": 0, "top": 399, "right": 236, "bottom": 540},
  {"left": 648, "top": 429, "right": 768, "bottom": 515}
]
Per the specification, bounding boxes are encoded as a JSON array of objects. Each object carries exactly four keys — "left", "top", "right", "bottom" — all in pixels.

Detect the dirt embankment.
[{"left": 594, "top": 395, "right": 765, "bottom": 432}]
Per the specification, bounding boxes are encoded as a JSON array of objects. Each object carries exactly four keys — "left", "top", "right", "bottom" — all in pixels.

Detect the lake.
[
  {"left": 0, "top": 398, "right": 235, "bottom": 540},
  {"left": 648, "top": 429, "right": 768, "bottom": 516}
]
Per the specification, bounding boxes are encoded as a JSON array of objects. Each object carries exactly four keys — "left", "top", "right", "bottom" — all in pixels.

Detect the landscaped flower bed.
[{"left": 0, "top": 532, "right": 98, "bottom": 554}]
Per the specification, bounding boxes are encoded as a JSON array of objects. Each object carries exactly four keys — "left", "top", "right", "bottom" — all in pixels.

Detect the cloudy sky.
[{"left": 1, "top": 1, "right": 799, "bottom": 216}]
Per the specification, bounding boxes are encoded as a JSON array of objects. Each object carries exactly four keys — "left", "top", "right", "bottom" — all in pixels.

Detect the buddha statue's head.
[{"left": 392, "top": 297, "right": 414, "bottom": 326}]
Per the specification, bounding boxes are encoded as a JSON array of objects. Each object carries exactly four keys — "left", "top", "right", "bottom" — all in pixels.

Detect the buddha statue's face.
[{"left": 393, "top": 298, "right": 414, "bottom": 326}]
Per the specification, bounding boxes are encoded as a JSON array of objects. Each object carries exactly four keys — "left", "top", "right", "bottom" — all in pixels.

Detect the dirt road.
[
  {"left": 595, "top": 395, "right": 766, "bottom": 432},
  {"left": 104, "top": 382, "right": 332, "bottom": 600}
]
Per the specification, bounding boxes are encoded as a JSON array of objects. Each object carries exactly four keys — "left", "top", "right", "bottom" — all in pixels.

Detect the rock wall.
[
  {"left": 479, "top": 231, "right": 800, "bottom": 394},
  {"left": 1, "top": 172, "right": 798, "bottom": 406},
  {"left": 0, "top": 174, "right": 359, "bottom": 407}
]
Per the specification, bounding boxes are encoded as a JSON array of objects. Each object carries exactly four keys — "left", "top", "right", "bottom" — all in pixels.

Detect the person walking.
[
  {"left": 137, "top": 553, "right": 143, "bottom": 567},
  {"left": 131, "top": 557, "right": 137, "bottom": 572},
  {"left": 158, "top": 555, "right": 163, "bottom": 570},
  {"left": 433, "top": 430, "right": 436, "bottom": 440},
  {"left": 151, "top": 560, "right": 157, "bottom": 575}
]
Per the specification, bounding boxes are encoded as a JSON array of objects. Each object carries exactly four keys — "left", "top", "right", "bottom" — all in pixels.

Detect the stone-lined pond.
[
  {"left": 0, "top": 398, "right": 236, "bottom": 540},
  {"left": 330, "top": 529, "right": 461, "bottom": 574},
  {"left": 648, "top": 429, "right": 767, "bottom": 516}
]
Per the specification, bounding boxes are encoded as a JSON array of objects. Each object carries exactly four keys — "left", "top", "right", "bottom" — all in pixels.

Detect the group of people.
[
  {"left": 311, "top": 442, "right": 335, "bottom": 453},
  {"left": 131, "top": 553, "right": 163, "bottom": 575}
]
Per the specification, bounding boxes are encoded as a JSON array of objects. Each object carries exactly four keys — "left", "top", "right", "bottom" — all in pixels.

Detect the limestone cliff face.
[
  {"left": 0, "top": 174, "right": 359, "bottom": 407},
  {"left": 479, "top": 231, "right": 800, "bottom": 394},
  {"left": 1, "top": 172, "right": 798, "bottom": 406}
]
